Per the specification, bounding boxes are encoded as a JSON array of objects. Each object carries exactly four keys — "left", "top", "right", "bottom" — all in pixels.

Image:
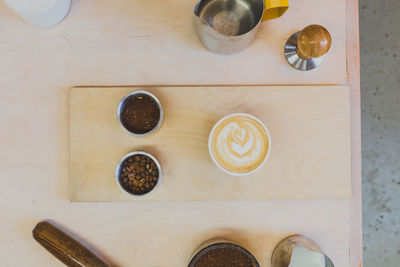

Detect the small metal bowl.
[
  {"left": 188, "top": 239, "right": 260, "bottom": 267},
  {"left": 117, "top": 90, "right": 164, "bottom": 137},
  {"left": 115, "top": 151, "right": 162, "bottom": 197}
]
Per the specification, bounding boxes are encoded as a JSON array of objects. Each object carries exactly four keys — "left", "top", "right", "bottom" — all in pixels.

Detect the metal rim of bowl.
[
  {"left": 208, "top": 112, "right": 271, "bottom": 176},
  {"left": 188, "top": 242, "right": 260, "bottom": 267},
  {"left": 117, "top": 90, "right": 164, "bottom": 137},
  {"left": 115, "top": 151, "right": 162, "bottom": 197}
]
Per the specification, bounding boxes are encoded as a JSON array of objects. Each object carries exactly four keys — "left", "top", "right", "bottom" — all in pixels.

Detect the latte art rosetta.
[
  {"left": 210, "top": 114, "right": 269, "bottom": 174},
  {"left": 219, "top": 122, "right": 261, "bottom": 163}
]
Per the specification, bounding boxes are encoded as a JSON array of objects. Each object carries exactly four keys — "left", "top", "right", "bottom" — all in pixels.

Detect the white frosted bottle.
[
  {"left": 289, "top": 246, "right": 327, "bottom": 267},
  {"left": 4, "top": 0, "right": 71, "bottom": 27},
  {"left": 271, "top": 236, "right": 335, "bottom": 267}
]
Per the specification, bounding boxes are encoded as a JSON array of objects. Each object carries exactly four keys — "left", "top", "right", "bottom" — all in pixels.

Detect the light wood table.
[
  {"left": 346, "top": 0, "right": 363, "bottom": 266},
  {"left": 0, "top": 0, "right": 361, "bottom": 266}
]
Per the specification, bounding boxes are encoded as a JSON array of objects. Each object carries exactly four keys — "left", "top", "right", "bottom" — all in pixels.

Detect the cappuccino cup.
[{"left": 208, "top": 113, "right": 271, "bottom": 176}]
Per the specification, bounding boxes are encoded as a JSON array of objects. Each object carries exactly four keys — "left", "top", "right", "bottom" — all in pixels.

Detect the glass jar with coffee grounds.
[
  {"left": 115, "top": 151, "right": 162, "bottom": 196},
  {"left": 189, "top": 241, "right": 259, "bottom": 267},
  {"left": 117, "top": 91, "right": 163, "bottom": 136}
]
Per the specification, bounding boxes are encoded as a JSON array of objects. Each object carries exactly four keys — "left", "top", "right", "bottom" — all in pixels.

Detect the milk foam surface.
[{"left": 210, "top": 114, "right": 269, "bottom": 174}]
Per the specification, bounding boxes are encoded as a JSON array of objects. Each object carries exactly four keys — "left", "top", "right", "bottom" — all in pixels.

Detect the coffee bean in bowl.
[
  {"left": 115, "top": 151, "right": 161, "bottom": 196},
  {"left": 117, "top": 91, "right": 163, "bottom": 137}
]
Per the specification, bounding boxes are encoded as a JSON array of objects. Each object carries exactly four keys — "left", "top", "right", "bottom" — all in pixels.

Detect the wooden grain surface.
[
  {"left": 345, "top": 0, "right": 363, "bottom": 266},
  {"left": 0, "top": 0, "right": 346, "bottom": 86},
  {"left": 70, "top": 86, "right": 351, "bottom": 201},
  {"left": 0, "top": 0, "right": 360, "bottom": 266}
]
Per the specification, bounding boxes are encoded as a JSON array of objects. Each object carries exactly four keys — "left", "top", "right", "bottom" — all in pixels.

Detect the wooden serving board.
[{"left": 69, "top": 86, "right": 351, "bottom": 201}]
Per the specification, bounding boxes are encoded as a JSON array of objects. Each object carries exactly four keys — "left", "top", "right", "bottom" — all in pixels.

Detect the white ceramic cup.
[
  {"left": 208, "top": 113, "right": 271, "bottom": 176},
  {"left": 4, "top": 0, "right": 71, "bottom": 27}
]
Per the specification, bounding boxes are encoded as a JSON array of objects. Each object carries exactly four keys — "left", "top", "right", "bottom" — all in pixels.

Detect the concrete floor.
[{"left": 360, "top": 0, "right": 400, "bottom": 266}]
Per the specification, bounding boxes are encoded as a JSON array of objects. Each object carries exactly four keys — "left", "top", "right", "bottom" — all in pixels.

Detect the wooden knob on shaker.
[
  {"left": 33, "top": 221, "right": 109, "bottom": 267},
  {"left": 296, "top": 25, "right": 332, "bottom": 59}
]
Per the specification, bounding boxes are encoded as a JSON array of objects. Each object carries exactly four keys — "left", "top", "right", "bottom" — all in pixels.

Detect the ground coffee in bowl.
[
  {"left": 117, "top": 91, "right": 163, "bottom": 136},
  {"left": 189, "top": 242, "right": 259, "bottom": 267}
]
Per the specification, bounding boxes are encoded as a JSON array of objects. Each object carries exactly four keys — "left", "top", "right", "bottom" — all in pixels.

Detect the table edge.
[{"left": 346, "top": 0, "right": 363, "bottom": 266}]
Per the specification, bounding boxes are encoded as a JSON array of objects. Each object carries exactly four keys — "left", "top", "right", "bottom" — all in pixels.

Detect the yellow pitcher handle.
[{"left": 262, "top": 0, "right": 289, "bottom": 21}]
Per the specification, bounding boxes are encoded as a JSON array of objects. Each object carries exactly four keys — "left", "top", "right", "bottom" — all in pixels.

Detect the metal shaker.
[{"left": 193, "top": 0, "right": 288, "bottom": 54}]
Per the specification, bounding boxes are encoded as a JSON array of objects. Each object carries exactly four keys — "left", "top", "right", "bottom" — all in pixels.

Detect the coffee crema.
[{"left": 209, "top": 114, "right": 270, "bottom": 175}]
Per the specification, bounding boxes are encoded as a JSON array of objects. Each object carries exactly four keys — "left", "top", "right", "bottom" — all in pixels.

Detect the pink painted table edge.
[{"left": 346, "top": 0, "right": 363, "bottom": 266}]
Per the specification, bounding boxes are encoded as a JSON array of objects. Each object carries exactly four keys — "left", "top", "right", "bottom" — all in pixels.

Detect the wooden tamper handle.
[
  {"left": 33, "top": 221, "right": 108, "bottom": 267},
  {"left": 296, "top": 25, "right": 332, "bottom": 59}
]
